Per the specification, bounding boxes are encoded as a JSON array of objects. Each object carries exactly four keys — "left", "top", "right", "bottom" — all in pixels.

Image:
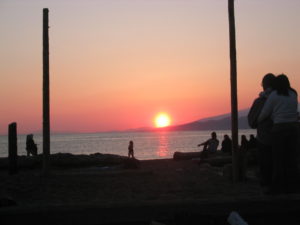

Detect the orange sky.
[{"left": 1, "top": 0, "right": 300, "bottom": 134}]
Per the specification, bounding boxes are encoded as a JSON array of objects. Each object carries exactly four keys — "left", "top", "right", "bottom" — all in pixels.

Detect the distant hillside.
[
  {"left": 132, "top": 109, "right": 251, "bottom": 132},
  {"left": 163, "top": 115, "right": 250, "bottom": 131},
  {"left": 146, "top": 108, "right": 249, "bottom": 131},
  {"left": 168, "top": 109, "right": 250, "bottom": 131},
  {"left": 134, "top": 104, "right": 300, "bottom": 132}
]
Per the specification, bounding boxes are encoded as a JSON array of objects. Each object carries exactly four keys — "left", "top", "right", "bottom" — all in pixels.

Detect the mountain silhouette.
[
  {"left": 133, "top": 104, "right": 300, "bottom": 132},
  {"left": 158, "top": 110, "right": 251, "bottom": 131},
  {"left": 130, "top": 109, "right": 251, "bottom": 132}
]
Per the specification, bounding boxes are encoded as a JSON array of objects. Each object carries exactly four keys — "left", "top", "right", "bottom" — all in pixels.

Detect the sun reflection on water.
[{"left": 156, "top": 133, "right": 169, "bottom": 157}]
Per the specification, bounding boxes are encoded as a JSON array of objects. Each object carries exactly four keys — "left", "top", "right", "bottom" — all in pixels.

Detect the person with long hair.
[{"left": 258, "top": 74, "right": 299, "bottom": 194}]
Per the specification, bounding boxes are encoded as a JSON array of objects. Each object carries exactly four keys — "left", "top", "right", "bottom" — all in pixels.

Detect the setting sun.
[{"left": 154, "top": 113, "right": 171, "bottom": 128}]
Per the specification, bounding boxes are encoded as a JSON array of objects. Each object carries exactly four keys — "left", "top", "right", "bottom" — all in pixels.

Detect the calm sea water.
[{"left": 0, "top": 130, "right": 255, "bottom": 160}]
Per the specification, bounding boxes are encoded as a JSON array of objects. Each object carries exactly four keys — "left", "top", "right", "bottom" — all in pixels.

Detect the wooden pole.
[
  {"left": 228, "top": 0, "right": 239, "bottom": 182},
  {"left": 8, "top": 122, "right": 18, "bottom": 175},
  {"left": 43, "top": 8, "right": 50, "bottom": 175}
]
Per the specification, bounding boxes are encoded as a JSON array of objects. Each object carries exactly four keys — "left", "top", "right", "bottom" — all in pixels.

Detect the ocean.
[{"left": 0, "top": 129, "right": 255, "bottom": 160}]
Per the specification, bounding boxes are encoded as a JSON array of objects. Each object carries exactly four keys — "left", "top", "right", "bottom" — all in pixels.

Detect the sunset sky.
[{"left": 1, "top": 0, "right": 300, "bottom": 134}]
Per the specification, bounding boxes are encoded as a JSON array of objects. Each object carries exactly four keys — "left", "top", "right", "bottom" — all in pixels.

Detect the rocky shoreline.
[{"left": 0, "top": 153, "right": 130, "bottom": 170}]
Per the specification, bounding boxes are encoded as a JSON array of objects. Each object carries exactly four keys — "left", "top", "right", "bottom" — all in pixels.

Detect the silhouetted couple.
[
  {"left": 248, "top": 73, "right": 299, "bottom": 195},
  {"left": 240, "top": 134, "right": 257, "bottom": 152}
]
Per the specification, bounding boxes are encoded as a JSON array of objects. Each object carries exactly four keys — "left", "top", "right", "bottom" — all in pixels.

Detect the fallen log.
[{"left": 173, "top": 151, "right": 201, "bottom": 160}]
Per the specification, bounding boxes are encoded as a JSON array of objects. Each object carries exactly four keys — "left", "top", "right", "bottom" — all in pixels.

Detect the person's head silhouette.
[{"left": 262, "top": 73, "right": 276, "bottom": 91}]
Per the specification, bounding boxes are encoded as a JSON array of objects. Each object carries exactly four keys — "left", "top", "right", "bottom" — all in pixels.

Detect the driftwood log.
[{"left": 173, "top": 151, "right": 201, "bottom": 160}]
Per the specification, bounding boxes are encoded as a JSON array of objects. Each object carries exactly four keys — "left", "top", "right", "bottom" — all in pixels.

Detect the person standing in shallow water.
[{"left": 128, "top": 140, "right": 134, "bottom": 158}]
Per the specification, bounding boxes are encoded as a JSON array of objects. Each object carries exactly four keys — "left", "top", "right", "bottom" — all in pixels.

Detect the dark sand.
[
  {"left": 1, "top": 156, "right": 300, "bottom": 224},
  {"left": 0, "top": 158, "right": 262, "bottom": 205}
]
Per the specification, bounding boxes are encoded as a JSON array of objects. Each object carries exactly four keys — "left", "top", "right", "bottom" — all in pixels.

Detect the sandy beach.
[
  {"left": 1, "top": 154, "right": 300, "bottom": 224},
  {"left": 0, "top": 154, "right": 261, "bottom": 205}
]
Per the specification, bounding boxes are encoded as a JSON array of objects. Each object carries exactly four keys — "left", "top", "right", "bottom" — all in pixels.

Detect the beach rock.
[
  {"left": 123, "top": 158, "right": 140, "bottom": 169},
  {"left": 0, "top": 153, "right": 128, "bottom": 170}
]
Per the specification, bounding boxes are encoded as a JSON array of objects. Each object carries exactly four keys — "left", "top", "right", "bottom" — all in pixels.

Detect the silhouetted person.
[
  {"left": 128, "top": 140, "right": 134, "bottom": 158},
  {"left": 258, "top": 74, "right": 299, "bottom": 194},
  {"left": 240, "top": 135, "right": 249, "bottom": 151},
  {"left": 239, "top": 135, "right": 250, "bottom": 181},
  {"left": 26, "top": 134, "right": 37, "bottom": 156},
  {"left": 198, "top": 132, "right": 219, "bottom": 159},
  {"left": 221, "top": 134, "right": 232, "bottom": 154},
  {"left": 248, "top": 73, "right": 276, "bottom": 190},
  {"left": 248, "top": 134, "right": 257, "bottom": 149}
]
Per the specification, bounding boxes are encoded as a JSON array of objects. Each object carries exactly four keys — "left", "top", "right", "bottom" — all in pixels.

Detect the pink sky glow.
[{"left": 1, "top": 0, "right": 300, "bottom": 134}]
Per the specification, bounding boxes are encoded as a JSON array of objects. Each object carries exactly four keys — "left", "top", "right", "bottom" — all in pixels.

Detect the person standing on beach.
[
  {"left": 26, "top": 134, "right": 38, "bottom": 156},
  {"left": 258, "top": 74, "right": 299, "bottom": 194},
  {"left": 198, "top": 132, "right": 219, "bottom": 158},
  {"left": 128, "top": 140, "right": 134, "bottom": 158},
  {"left": 248, "top": 73, "right": 275, "bottom": 190}
]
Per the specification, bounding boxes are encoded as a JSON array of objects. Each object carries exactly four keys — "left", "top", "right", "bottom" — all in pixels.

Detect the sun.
[{"left": 154, "top": 113, "right": 171, "bottom": 128}]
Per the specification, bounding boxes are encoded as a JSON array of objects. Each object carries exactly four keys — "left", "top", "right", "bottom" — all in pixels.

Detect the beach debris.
[
  {"left": 227, "top": 211, "right": 248, "bottom": 225},
  {"left": 123, "top": 157, "right": 140, "bottom": 169}
]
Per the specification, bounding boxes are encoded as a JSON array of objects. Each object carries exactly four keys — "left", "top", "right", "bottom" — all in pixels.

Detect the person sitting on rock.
[
  {"left": 197, "top": 132, "right": 219, "bottom": 158},
  {"left": 221, "top": 134, "right": 232, "bottom": 154},
  {"left": 26, "top": 134, "right": 38, "bottom": 156},
  {"left": 248, "top": 134, "right": 257, "bottom": 149}
]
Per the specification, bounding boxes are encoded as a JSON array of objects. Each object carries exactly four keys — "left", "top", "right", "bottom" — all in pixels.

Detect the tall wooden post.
[
  {"left": 43, "top": 8, "right": 50, "bottom": 175},
  {"left": 8, "top": 122, "right": 18, "bottom": 175},
  {"left": 228, "top": 0, "right": 239, "bottom": 182}
]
